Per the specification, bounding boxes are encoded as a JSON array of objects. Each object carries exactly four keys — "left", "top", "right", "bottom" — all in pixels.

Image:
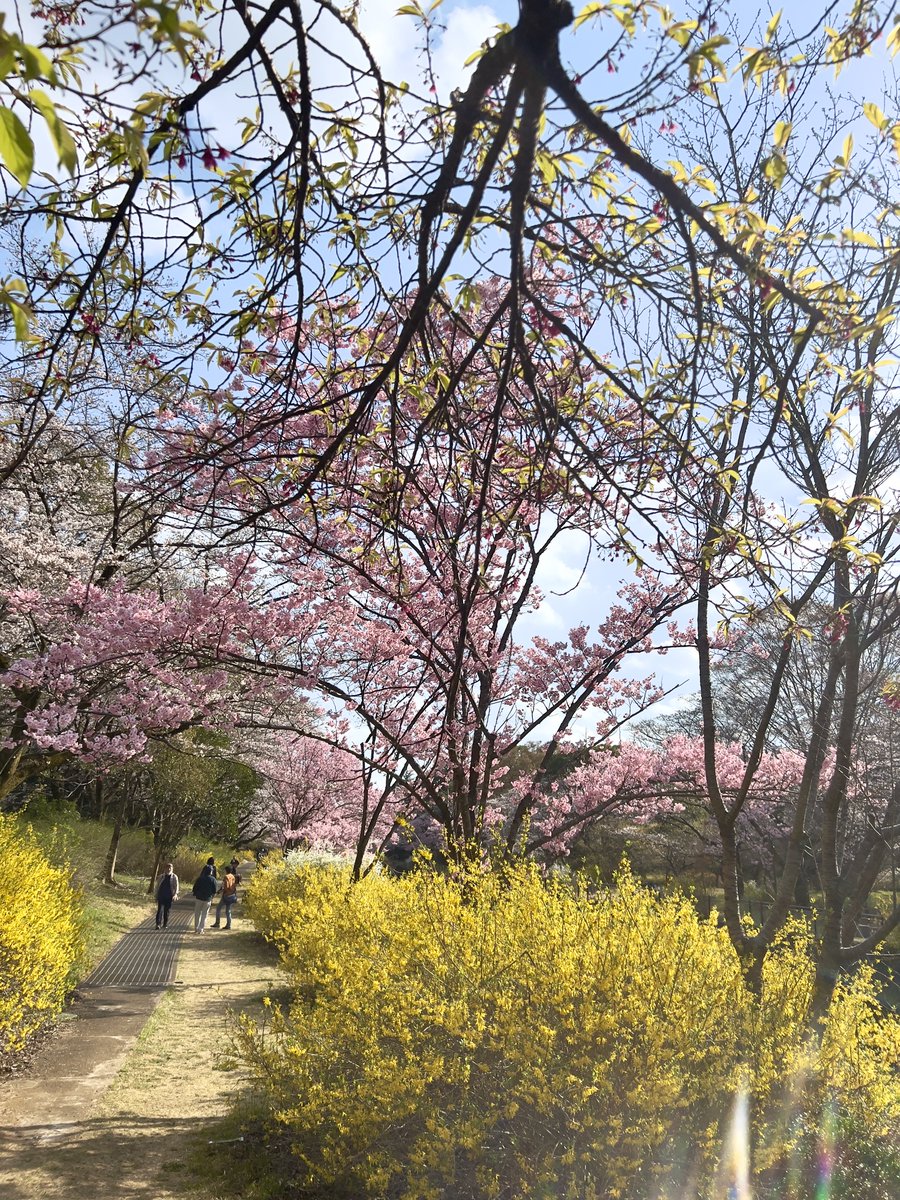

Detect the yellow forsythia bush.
[
  {"left": 241, "top": 860, "right": 900, "bottom": 1200},
  {"left": 0, "top": 815, "right": 83, "bottom": 1053}
]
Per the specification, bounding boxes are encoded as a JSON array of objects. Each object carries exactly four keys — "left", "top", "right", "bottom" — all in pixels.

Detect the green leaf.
[
  {"left": 19, "top": 43, "right": 56, "bottom": 82},
  {"left": 863, "top": 101, "right": 887, "bottom": 131},
  {"left": 29, "top": 88, "right": 77, "bottom": 174},
  {"left": 843, "top": 228, "right": 879, "bottom": 247},
  {"left": 574, "top": 2, "right": 603, "bottom": 29},
  {"left": 0, "top": 287, "right": 33, "bottom": 339},
  {"left": 763, "top": 152, "right": 787, "bottom": 189},
  {"left": 9, "top": 298, "right": 30, "bottom": 339},
  {"left": 667, "top": 19, "right": 698, "bottom": 48},
  {"left": 773, "top": 120, "right": 792, "bottom": 149},
  {"left": 0, "top": 106, "right": 34, "bottom": 187}
]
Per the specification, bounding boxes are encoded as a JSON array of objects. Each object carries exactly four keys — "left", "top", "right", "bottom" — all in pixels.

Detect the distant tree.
[{"left": 138, "top": 731, "right": 262, "bottom": 891}]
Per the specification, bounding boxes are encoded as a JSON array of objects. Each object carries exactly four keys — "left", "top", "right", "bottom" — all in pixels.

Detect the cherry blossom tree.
[
  {"left": 148, "top": 293, "right": 694, "bottom": 862},
  {"left": 252, "top": 731, "right": 405, "bottom": 874},
  {"left": 0, "top": 355, "right": 284, "bottom": 802}
]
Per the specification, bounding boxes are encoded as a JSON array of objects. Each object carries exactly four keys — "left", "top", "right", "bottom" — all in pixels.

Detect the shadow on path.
[{"left": 0, "top": 1115, "right": 230, "bottom": 1199}]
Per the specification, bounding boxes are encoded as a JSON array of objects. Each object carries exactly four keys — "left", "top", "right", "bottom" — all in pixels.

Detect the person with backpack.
[
  {"left": 191, "top": 864, "right": 218, "bottom": 931},
  {"left": 155, "top": 863, "right": 179, "bottom": 929},
  {"left": 211, "top": 863, "right": 239, "bottom": 929}
]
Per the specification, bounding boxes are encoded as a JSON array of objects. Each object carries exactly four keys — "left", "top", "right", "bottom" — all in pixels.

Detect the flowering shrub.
[
  {"left": 0, "top": 816, "right": 83, "bottom": 1053},
  {"left": 241, "top": 860, "right": 900, "bottom": 1199}
]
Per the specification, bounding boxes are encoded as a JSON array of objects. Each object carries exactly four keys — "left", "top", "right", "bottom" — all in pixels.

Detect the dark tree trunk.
[
  {"left": 811, "top": 907, "right": 844, "bottom": 1022},
  {"left": 103, "top": 789, "right": 127, "bottom": 885},
  {"left": 147, "top": 822, "right": 166, "bottom": 894}
]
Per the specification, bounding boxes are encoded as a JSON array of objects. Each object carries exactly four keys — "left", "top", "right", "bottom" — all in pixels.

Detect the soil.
[{"left": 0, "top": 921, "right": 282, "bottom": 1200}]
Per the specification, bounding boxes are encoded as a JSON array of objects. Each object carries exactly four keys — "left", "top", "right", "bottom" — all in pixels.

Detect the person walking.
[
  {"left": 211, "top": 863, "right": 239, "bottom": 929},
  {"left": 155, "top": 863, "right": 179, "bottom": 929},
  {"left": 191, "top": 865, "right": 218, "bottom": 931}
]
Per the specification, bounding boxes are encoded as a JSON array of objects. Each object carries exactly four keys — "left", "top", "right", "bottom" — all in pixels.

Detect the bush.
[
  {"left": 171, "top": 847, "right": 211, "bottom": 885},
  {"left": 239, "top": 860, "right": 900, "bottom": 1199},
  {"left": 0, "top": 815, "right": 83, "bottom": 1054}
]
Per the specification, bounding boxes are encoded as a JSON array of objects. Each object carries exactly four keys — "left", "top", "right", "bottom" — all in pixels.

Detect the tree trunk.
[
  {"left": 811, "top": 909, "right": 844, "bottom": 1021},
  {"left": 103, "top": 790, "right": 127, "bottom": 885},
  {"left": 743, "top": 948, "right": 765, "bottom": 998},
  {"left": 0, "top": 746, "right": 31, "bottom": 808},
  {"left": 148, "top": 824, "right": 165, "bottom": 895},
  {"left": 148, "top": 845, "right": 165, "bottom": 895},
  {"left": 793, "top": 849, "right": 813, "bottom": 908}
]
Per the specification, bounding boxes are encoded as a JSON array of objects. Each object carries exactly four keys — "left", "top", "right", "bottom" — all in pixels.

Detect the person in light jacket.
[{"left": 155, "top": 863, "right": 179, "bottom": 929}]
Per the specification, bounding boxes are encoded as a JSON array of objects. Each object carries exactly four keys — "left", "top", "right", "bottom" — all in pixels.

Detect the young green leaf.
[
  {"left": 0, "top": 106, "right": 34, "bottom": 187},
  {"left": 29, "top": 89, "right": 77, "bottom": 175}
]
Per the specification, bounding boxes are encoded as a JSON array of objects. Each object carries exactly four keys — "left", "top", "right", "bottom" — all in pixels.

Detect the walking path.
[
  {"left": 81, "top": 900, "right": 193, "bottom": 989},
  {"left": 0, "top": 865, "right": 261, "bottom": 1130},
  {"left": 0, "top": 897, "right": 197, "bottom": 1143},
  {"left": 0, "top": 864, "right": 279, "bottom": 1199},
  {"left": 0, "top": 987, "right": 166, "bottom": 1141}
]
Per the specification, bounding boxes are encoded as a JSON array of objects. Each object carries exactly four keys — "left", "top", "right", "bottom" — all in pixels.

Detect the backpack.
[{"left": 222, "top": 872, "right": 237, "bottom": 899}]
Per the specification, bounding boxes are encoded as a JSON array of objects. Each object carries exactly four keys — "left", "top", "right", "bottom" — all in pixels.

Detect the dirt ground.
[{"left": 0, "top": 921, "right": 283, "bottom": 1200}]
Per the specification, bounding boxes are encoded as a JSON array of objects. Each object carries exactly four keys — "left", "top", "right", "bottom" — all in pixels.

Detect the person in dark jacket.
[
  {"left": 155, "top": 863, "right": 179, "bottom": 929},
  {"left": 192, "top": 867, "right": 218, "bottom": 931}
]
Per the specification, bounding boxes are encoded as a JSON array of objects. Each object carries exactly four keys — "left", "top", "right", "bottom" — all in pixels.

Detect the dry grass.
[{"left": 0, "top": 920, "right": 282, "bottom": 1200}]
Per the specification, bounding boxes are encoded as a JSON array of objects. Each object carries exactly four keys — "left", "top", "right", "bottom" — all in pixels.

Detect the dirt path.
[{"left": 0, "top": 922, "right": 283, "bottom": 1200}]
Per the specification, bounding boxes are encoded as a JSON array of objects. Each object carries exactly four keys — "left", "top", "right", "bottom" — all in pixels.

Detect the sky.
[{"left": 8, "top": 0, "right": 898, "bottom": 741}]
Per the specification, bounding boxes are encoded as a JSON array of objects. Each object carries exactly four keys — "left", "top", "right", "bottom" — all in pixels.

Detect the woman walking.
[{"left": 211, "top": 863, "right": 239, "bottom": 929}]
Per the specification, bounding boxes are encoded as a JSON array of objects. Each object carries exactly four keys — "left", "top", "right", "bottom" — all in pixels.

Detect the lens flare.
[
  {"left": 720, "top": 1082, "right": 752, "bottom": 1200},
  {"left": 815, "top": 1099, "right": 837, "bottom": 1200}
]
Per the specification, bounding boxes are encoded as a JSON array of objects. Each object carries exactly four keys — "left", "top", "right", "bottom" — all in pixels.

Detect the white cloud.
[
  {"left": 531, "top": 598, "right": 564, "bottom": 630},
  {"left": 431, "top": 5, "right": 501, "bottom": 99},
  {"left": 357, "top": 0, "right": 427, "bottom": 85}
]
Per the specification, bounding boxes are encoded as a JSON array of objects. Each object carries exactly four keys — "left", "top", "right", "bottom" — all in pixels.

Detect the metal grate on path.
[{"left": 81, "top": 899, "right": 193, "bottom": 989}]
